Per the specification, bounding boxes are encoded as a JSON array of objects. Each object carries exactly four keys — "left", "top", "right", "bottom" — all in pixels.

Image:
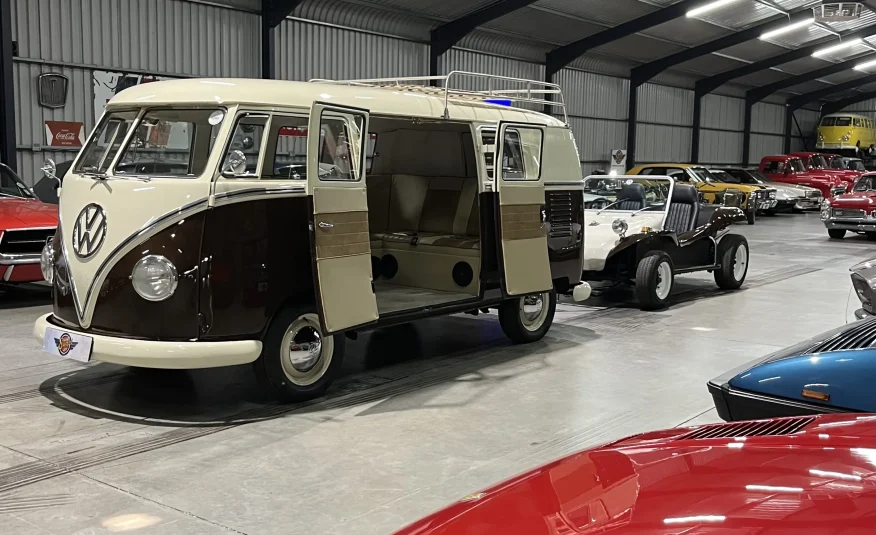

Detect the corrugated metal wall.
[
  {"left": 11, "top": 0, "right": 261, "bottom": 183},
  {"left": 698, "top": 94, "right": 744, "bottom": 165}
]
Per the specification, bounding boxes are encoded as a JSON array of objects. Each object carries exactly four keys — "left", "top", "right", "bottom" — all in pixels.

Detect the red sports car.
[
  {"left": 0, "top": 163, "right": 58, "bottom": 284},
  {"left": 393, "top": 414, "right": 876, "bottom": 534},
  {"left": 822, "top": 173, "right": 876, "bottom": 240}
]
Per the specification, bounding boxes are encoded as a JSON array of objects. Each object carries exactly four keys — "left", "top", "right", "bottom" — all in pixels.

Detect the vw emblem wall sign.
[{"left": 72, "top": 204, "right": 107, "bottom": 259}]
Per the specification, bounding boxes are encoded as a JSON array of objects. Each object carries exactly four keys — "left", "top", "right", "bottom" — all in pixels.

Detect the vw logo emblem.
[{"left": 71, "top": 203, "right": 107, "bottom": 259}]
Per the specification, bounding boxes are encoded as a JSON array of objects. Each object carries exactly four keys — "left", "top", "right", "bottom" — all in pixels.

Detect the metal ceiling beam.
[
  {"left": 741, "top": 53, "right": 876, "bottom": 163},
  {"left": 788, "top": 72, "right": 876, "bottom": 109},
  {"left": 262, "top": 0, "right": 304, "bottom": 79},
  {"left": 822, "top": 90, "right": 876, "bottom": 114},
  {"left": 545, "top": 0, "right": 702, "bottom": 81},
  {"left": 430, "top": 0, "right": 540, "bottom": 76},
  {"left": 696, "top": 25, "right": 876, "bottom": 96}
]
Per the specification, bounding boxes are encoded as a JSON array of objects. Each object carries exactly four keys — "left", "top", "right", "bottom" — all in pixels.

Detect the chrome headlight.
[
  {"left": 40, "top": 241, "right": 54, "bottom": 284},
  {"left": 611, "top": 219, "right": 628, "bottom": 236},
  {"left": 842, "top": 134, "right": 851, "bottom": 142},
  {"left": 821, "top": 200, "right": 832, "bottom": 221},
  {"left": 131, "top": 255, "right": 178, "bottom": 302}
]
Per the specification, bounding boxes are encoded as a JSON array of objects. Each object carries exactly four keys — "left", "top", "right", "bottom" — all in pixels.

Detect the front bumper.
[
  {"left": 708, "top": 380, "right": 852, "bottom": 422},
  {"left": 824, "top": 219, "right": 876, "bottom": 232},
  {"left": 33, "top": 313, "right": 262, "bottom": 369},
  {"left": 0, "top": 263, "right": 43, "bottom": 283},
  {"left": 755, "top": 199, "right": 778, "bottom": 210},
  {"left": 795, "top": 197, "right": 821, "bottom": 210},
  {"left": 816, "top": 142, "right": 857, "bottom": 151}
]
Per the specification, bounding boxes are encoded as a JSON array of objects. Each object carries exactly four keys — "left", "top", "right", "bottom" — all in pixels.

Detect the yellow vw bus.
[
  {"left": 816, "top": 113, "right": 876, "bottom": 155},
  {"left": 33, "top": 72, "right": 591, "bottom": 401}
]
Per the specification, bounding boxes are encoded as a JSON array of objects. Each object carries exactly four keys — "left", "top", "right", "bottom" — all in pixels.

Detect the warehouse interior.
[{"left": 2, "top": 1, "right": 876, "bottom": 534}]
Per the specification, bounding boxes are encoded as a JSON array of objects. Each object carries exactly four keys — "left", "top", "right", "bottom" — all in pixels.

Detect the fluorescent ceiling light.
[
  {"left": 760, "top": 17, "right": 814, "bottom": 40},
  {"left": 687, "top": 0, "right": 744, "bottom": 18},
  {"left": 854, "top": 58, "right": 876, "bottom": 71},
  {"left": 812, "top": 38, "right": 863, "bottom": 58}
]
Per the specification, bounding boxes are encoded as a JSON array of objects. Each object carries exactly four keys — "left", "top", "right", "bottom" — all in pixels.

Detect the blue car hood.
[{"left": 730, "top": 349, "right": 875, "bottom": 412}]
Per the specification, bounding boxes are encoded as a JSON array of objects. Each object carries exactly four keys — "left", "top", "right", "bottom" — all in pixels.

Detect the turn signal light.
[{"left": 802, "top": 389, "right": 830, "bottom": 402}]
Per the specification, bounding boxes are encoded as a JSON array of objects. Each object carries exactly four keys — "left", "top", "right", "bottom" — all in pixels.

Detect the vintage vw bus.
[{"left": 34, "top": 72, "right": 590, "bottom": 401}]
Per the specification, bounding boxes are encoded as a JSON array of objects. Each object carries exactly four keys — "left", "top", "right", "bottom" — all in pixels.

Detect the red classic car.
[
  {"left": 759, "top": 155, "right": 842, "bottom": 198},
  {"left": 791, "top": 151, "right": 861, "bottom": 187},
  {"left": 0, "top": 163, "right": 58, "bottom": 284},
  {"left": 393, "top": 414, "right": 876, "bottom": 535},
  {"left": 822, "top": 173, "right": 876, "bottom": 240}
]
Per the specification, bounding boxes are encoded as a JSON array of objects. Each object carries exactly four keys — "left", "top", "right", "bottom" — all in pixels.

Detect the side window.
[
  {"left": 500, "top": 127, "right": 542, "bottom": 181},
  {"left": 776, "top": 162, "right": 785, "bottom": 173},
  {"left": 317, "top": 114, "right": 364, "bottom": 181},
  {"left": 481, "top": 129, "right": 496, "bottom": 179},
  {"left": 221, "top": 114, "right": 267, "bottom": 177},
  {"left": 639, "top": 167, "right": 658, "bottom": 176},
  {"left": 855, "top": 118, "right": 862, "bottom": 127},
  {"left": 265, "top": 115, "right": 309, "bottom": 179}
]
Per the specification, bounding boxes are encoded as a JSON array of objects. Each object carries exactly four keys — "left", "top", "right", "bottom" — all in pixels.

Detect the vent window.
[{"left": 678, "top": 416, "right": 815, "bottom": 440}]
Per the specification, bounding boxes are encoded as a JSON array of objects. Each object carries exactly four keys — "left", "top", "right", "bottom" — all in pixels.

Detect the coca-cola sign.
[{"left": 44, "top": 121, "right": 84, "bottom": 147}]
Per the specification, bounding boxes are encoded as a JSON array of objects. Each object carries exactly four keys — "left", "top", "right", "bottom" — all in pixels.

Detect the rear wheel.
[
  {"left": 828, "top": 229, "right": 847, "bottom": 239},
  {"left": 253, "top": 307, "right": 345, "bottom": 402},
  {"left": 635, "top": 252, "right": 674, "bottom": 311},
  {"left": 498, "top": 290, "right": 556, "bottom": 343},
  {"left": 715, "top": 235, "right": 749, "bottom": 290}
]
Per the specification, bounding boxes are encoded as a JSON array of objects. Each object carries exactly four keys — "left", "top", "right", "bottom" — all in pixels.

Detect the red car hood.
[
  {"left": 395, "top": 415, "right": 876, "bottom": 535},
  {"left": 0, "top": 198, "right": 58, "bottom": 229},
  {"left": 832, "top": 191, "right": 876, "bottom": 208}
]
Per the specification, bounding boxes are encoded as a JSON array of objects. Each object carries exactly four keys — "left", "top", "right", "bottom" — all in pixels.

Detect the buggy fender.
[
  {"left": 606, "top": 231, "right": 677, "bottom": 260},
  {"left": 679, "top": 206, "right": 745, "bottom": 245}
]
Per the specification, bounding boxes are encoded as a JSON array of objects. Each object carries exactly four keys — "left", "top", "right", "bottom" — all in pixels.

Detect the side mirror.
[
  {"left": 41, "top": 158, "right": 58, "bottom": 182},
  {"left": 831, "top": 185, "right": 847, "bottom": 196},
  {"left": 222, "top": 150, "right": 248, "bottom": 177}
]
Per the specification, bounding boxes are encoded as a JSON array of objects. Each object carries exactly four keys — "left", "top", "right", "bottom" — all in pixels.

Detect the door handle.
[
  {"left": 539, "top": 206, "right": 547, "bottom": 228},
  {"left": 318, "top": 222, "right": 334, "bottom": 229}
]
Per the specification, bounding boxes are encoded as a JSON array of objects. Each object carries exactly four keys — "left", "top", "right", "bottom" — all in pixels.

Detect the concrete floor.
[{"left": 0, "top": 213, "right": 872, "bottom": 534}]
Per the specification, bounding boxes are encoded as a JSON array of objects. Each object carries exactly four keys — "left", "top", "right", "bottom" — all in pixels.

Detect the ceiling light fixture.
[
  {"left": 686, "top": 0, "right": 744, "bottom": 18},
  {"left": 812, "top": 38, "right": 863, "bottom": 57},
  {"left": 854, "top": 58, "right": 876, "bottom": 71},
  {"left": 760, "top": 17, "right": 815, "bottom": 40}
]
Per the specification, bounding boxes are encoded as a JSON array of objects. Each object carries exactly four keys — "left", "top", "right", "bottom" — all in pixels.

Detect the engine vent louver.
[
  {"left": 547, "top": 191, "right": 573, "bottom": 238},
  {"left": 678, "top": 416, "right": 815, "bottom": 440},
  {"left": 804, "top": 317, "right": 876, "bottom": 354}
]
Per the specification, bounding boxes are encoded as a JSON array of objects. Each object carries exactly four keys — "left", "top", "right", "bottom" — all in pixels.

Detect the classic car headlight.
[
  {"left": 818, "top": 133, "right": 824, "bottom": 141},
  {"left": 131, "top": 255, "right": 178, "bottom": 302},
  {"left": 768, "top": 190, "right": 777, "bottom": 199},
  {"left": 611, "top": 219, "right": 628, "bottom": 236},
  {"left": 40, "top": 241, "right": 54, "bottom": 284},
  {"left": 842, "top": 134, "right": 852, "bottom": 142},
  {"left": 821, "top": 200, "right": 832, "bottom": 221}
]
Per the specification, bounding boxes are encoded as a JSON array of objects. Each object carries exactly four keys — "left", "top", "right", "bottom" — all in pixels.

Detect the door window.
[
  {"left": 317, "top": 113, "right": 365, "bottom": 181},
  {"left": 500, "top": 127, "right": 543, "bottom": 181}
]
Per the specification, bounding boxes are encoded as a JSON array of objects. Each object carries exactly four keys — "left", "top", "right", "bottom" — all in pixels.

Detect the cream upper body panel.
[{"left": 105, "top": 78, "right": 567, "bottom": 128}]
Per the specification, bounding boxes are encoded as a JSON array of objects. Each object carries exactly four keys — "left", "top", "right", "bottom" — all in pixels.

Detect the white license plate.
[{"left": 43, "top": 327, "right": 93, "bottom": 363}]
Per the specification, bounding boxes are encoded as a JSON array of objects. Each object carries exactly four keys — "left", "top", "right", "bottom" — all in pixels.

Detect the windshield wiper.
[{"left": 595, "top": 200, "right": 623, "bottom": 215}]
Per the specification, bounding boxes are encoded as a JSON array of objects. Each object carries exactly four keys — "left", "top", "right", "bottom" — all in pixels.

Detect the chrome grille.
[
  {"left": 832, "top": 208, "right": 866, "bottom": 218},
  {"left": 806, "top": 190, "right": 822, "bottom": 198},
  {"left": 679, "top": 416, "right": 815, "bottom": 440},
  {"left": 804, "top": 317, "right": 876, "bottom": 353},
  {"left": 547, "top": 191, "right": 572, "bottom": 238},
  {"left": 0, "top": 228, "right": 55, "bottom": 255}
]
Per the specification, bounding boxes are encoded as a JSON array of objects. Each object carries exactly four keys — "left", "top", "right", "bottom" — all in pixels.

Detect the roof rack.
[{"left": 309, "top": 71, "right": 568, "bottom": 124}]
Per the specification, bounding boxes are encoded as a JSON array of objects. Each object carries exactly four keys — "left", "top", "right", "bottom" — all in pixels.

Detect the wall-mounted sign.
[
  {"left": 610, "top": 149, "right": 627, "bottom": 175},
  {"left": 38, "top": 73, "right": 68, "bottom": 108},
  {"left": 44, "top": 121, "right": 84, "bottom": 147},
  {"left": 92, "top": 70, "right": 172, "bottom": 123}
]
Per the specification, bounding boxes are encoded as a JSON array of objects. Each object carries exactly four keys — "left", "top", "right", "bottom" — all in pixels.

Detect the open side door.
[
  {"left": 307, "top": 102, "right": 378, "bottom": 334},
  {"left": 495, "top": 122, "right": 552, "bottom": 296}
]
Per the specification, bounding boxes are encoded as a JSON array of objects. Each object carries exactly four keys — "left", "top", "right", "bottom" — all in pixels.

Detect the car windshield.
[
  {"left": 0, "top": 165, "right": 34, "bottom": 199},
  {"left": 789, "top": 159, "right": 806, "bottom": 173},
  {"left": 853, "top": 176, "right": 876, "bottom": 192},
  {"left": 822, "top": 117, "right": 852, "bottom": 127},
  {"left": 690, "top": 168, "right": 720, "bottom": 183},
  {"left": 76, "top": 108, "right": 224, "bottom": 177},
  {"left": 583, "top": 176, "right": 671, "bottom": 209},
  {"left": 709, "top": 170, "right": 735, "bottom": 183},
  {"left": 811, "top": 155, "right": 828, "bottom": 168},
  {"left": 848, "top": 160, "right": 866, "bottom": 171},
  {"left": 745, "top": 170, "right": 768, "bottom": 184},
  {"left": 830, "top": 157, "right": 845, "bottom": 169}
]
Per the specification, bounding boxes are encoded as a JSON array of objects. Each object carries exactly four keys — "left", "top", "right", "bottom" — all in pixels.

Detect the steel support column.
[
  {"left": 742, "top": 97, "right": 754, "bottom": 166},
  {"left": 783, "top": 104, "right": 795, "bottom": 155},
  {"left": 626, "top": 75, "right": 643, "bottom": 169},
  {"left": 691, "top": 88, "right": 703, "bottom": 164},
  {"left": 0, "top": 0, "right": 15, "bottom": 171},
  {"left": 261, "top": 0, "right": 303, "bottom": 79}
]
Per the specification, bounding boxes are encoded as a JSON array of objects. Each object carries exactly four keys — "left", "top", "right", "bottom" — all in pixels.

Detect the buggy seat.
[
  {"left": 665, "top": 184, "right": 699, "bottom": 234},
  {"left": 615, "top": 183, "right": 647, "bottom": 210}
]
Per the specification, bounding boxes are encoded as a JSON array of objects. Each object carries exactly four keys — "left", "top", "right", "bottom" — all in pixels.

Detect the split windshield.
[
  {"left": 75, "top": 108, "right": 224, "bottom": 177},
  {"left": 583, "top": 177, "right": 671, "bottom": 209},
  {"left": 821, "top": 117, "right": 852, "bottom": 127},
  {"left": 789, "top": 159, "right": 806, "bottom": 173},
  {"left": 810, "top": 155, "right": 828, "bottom": 168},
  {"left": 854, "top": 176, "right": 876, "bottom": 192}
]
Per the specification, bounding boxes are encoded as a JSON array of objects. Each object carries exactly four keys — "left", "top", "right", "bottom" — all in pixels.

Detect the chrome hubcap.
[
  {"left": 734, "top": 244, "right": 748, "bottom": 280},
  {"left": 280, "top": 313, "right": 333, "bottom": 386},
  {"left": 655, "top": 261, "right": 672, "bottom": 300},
  {"left": 519, "top": 292, "right": 550, "bottom": 332}
]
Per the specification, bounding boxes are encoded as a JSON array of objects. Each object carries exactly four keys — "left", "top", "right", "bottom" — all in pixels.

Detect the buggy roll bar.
[{"left": 309, "top": 71, "right": 568, "bottom": 125}]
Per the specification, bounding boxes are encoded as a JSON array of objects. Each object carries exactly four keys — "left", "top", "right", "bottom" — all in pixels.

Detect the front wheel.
[
  {"left": 828, "top": 229, "right": 847, "bottom": 239},
  {"left": 715, "top": 235, "right": 749, "bottom": 290},
  {"left": 253, "top": 308, "right": 345, "bottom": 402},
  {"left": 635, "top": 251, "right": 674, "bottom": 311},
  {"left": 746, "top": 208, "right": 756, "bottom": 225},
  {"left": 498, "top": 290, "right": 556, "bottom": 344}
]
